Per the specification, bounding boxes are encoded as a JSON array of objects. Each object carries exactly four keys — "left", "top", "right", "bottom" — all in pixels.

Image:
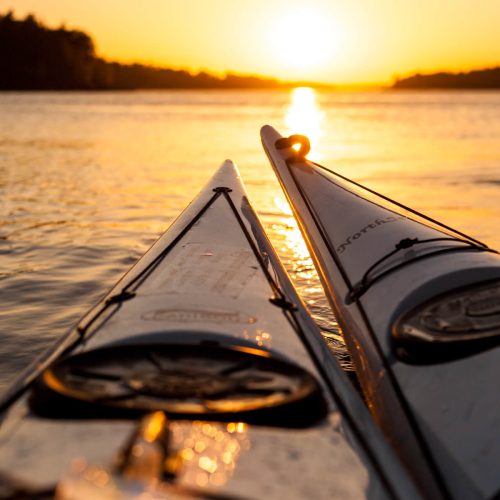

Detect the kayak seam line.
[{"left": 284, "top": 156, "right": 452, "bottom": 500}]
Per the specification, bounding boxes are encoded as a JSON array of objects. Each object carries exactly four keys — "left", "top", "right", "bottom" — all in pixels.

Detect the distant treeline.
[
  {"left": 0, "top": 12, "right": 284, "bottom": 90},
  {"left": 393, "top": 68, "right": 500, "bottom": 89}
]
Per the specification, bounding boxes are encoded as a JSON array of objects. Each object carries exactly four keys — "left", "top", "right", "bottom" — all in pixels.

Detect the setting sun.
[{"left": 269, "top": 8, "right": 339, "bottom": 74}]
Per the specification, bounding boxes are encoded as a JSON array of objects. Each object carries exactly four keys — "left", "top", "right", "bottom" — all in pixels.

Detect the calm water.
[{"left": 1, "top": 89, "right": 500, "bottom": 391}]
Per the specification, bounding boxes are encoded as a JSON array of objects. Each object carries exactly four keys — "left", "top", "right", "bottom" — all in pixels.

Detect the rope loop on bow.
[{"left": 275, "top": 134, "right": 311, "bottom": 158}]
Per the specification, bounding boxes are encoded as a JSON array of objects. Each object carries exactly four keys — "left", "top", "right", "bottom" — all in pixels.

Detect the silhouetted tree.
[{"left": 0, "top": 12, "right": 285, "bottom": 90}]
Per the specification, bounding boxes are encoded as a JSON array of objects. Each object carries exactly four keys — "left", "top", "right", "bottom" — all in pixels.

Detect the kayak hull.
[
  {"left": 0, "top": 160, "right": 419, "bottom": 499},
  {"left": 262, "top": 124, "right": 500, "bottom": 500}
]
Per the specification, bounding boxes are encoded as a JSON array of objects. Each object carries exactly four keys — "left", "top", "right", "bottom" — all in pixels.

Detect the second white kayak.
[{"left": 262, "top": 124, "right": 500, "bottom": 500}]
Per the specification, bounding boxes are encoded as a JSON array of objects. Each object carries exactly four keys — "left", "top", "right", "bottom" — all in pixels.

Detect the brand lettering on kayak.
[
  {"left": 337, "top": 216, "right": 405, "bottom": 254},
  {"left": 142, "top": 308, "right": 257, "bottom": 324}
]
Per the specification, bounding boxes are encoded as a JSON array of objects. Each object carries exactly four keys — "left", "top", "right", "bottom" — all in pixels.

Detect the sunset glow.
[
  {"left": 1, "top": 0, "right": 500, "bottom": 85},
  {"left": 269, "top": 9, "right": 340, "bottom": 74}
]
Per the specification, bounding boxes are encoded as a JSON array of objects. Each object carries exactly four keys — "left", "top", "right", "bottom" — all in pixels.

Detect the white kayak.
[
  {"left": 262, "top": 125, "right": 500, "bottom": 500},
  {"left": 0, "top": 161, "right": 418, "bottom": 499}
]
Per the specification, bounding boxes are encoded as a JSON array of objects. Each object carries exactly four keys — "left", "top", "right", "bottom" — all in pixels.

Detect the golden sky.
[{"left": 1, "top": 0, "right": 499, "bottom": 85}]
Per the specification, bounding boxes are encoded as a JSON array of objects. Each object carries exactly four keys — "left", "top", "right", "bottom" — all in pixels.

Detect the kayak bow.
[
  {"left": 262, "top": 125, "right": 500, "bottom": 500},
  {"left": 0, "top": 160, "right": 418, "bottom": 499}
]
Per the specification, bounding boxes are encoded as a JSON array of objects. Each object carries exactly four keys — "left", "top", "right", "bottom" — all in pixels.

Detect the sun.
[{"left": 269, "top": 8, "right": 338, "bottom": 74}]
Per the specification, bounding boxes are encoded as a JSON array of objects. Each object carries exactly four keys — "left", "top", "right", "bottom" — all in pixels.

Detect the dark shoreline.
[
  {"left": 0, "top": 12, "right": 335, "bottom": 91},
  {"left": 392, "top": 68, "right": 500, "bottom": 90}
]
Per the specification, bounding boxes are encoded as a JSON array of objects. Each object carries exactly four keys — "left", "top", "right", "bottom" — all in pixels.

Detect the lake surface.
[{"left": 1, "top": 89, "right": 500, "bottom": 392}]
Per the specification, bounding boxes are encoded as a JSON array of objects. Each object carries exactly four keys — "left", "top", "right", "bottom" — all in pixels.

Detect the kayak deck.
[{"left": 0, "top": 161, "right": 418, "bottom": 499}]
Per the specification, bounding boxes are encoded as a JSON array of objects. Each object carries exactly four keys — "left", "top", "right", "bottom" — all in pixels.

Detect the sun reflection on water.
[
  {"left": 280, "top": 89, "right": 352, "bottom": 368},
  {"left": 270, "top": 196, "right": 353, "bottom": 370},
  {"left": 285, "top": 87, "right": 324, "bottom": 160}
]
